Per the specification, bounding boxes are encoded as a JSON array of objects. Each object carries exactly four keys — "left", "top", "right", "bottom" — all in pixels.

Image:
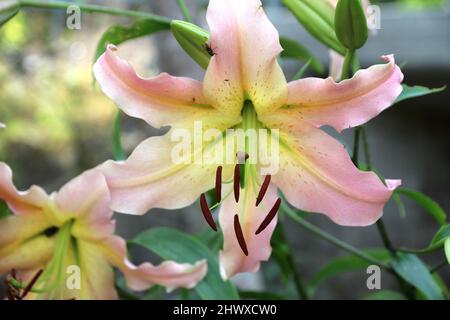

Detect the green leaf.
[
  {"left": 396, "top": 188, "right": 447, "bottom": 225},
  {"left": 363, "top": 290, "right": 406, "bottom": 300},
  {"left": 291, "top": 60, "right": 311, "bottom": 81},
  {"left": 93, "top": 18, "right": 170, "bottom": 63},
  {"left": 399, "top": 224, "right": 450, "bottom": 254},
  {"left": 391, "top": 253, "right": 444, "bottom": 300},
  {"left": 445, "top": 238, "right": 450, "bottom": 265},
  {"left": 280, "top": 37, "right": 324, "bottom": 74},
  {"left": 0, "top": 200, "right": 10, "bottom": 219},
  {"left": 395, "top": 85, "right": 446, "bottom": 104},
  {"left": 131, "top": 227, "right": 239, "bottom": 300},
  {"left": 0, "top": 0, "right": 19, "bottom": 27},
  {"left": 392, "top": 192, "right": 406, "bottom": 218},
  {"left": 112, "top": 110, "right": 125, "bottom": 161},
  {"left": 283, "top": 0, "right": 346, "bottom": 55},
  {"left": 308, "top": 248, "right": 390, "bottom": 296},
  {"left": 334, "top": 0, "right": 368, "bottom": 50}
]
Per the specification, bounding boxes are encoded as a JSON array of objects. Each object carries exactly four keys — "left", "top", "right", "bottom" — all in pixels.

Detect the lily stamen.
[
  {"left": 233, "top": 164, "right": 240, "bottom": 203},
  {"left": 215, "top": 166, "right": 222, "bottom": 203},
  {"left": 233, "top": 214, "right": 248, "bottom": 256},
  {"left": 255, "top": 198, "right": 282, "bottom": 235},
  {"left": 255, "top": 175, "right": 271, "bottom": 206},
  {"left": 200, "top": 193, "right": 217, "bottom": 231}
]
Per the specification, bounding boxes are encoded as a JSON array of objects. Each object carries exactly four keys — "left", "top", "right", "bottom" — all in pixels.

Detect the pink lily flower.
[
  {"left": 93, "top": 0, "right": 402, "bottom": 279},
  {"left": 0, "top": 162, "right": 207, "bottom": 299}
]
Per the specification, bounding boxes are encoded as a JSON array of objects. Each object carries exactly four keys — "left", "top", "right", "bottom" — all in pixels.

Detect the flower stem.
[
  {"left": 340, "top": 48, "right": 355, "bottom": 81},
  {"left": 276, "top": 221, "right": 309, "bottom": 300},
  {"left": 282, "top": 202, "right": 392, "bottom": 270},
  {"left": 176, "top": 0, "right": 193, "bottom": 23},
  {"left": 351, "top": 126, "right": 361, "bottom": 165},
  {"left": 19, "top": 0, "right": 171, "bottom": 25}
]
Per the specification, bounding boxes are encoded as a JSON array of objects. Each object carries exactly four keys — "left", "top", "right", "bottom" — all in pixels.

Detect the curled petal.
[
  {"left": 219, "top": 183, "right": 278, "bottom": 279},
  {"left": 94, "top": 45, "right": 220, "bottom": 129},
  {"left": 204, "top": 0, "right": 287, "bottom": 116},
  {"left": 274, "top": 55, "right": 403, "bottom": 132},
  {"left": 329, "top": 50, "right": 344, "bottom": 81},
  {"left": 53, "top": 169, "right": 115, "bottom": 240},
  {"left": 0, "top": 162, "right": 48, "bottom": 216},
  {"left": 271, "top": 123, "right": 400, "bottom": 226},
  {"left": 103, "top": 236, "right": 207, "bottom": 291}
]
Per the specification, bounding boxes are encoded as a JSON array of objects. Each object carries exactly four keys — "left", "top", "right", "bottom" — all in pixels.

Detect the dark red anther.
[
  {"left": 21, "top": 269, "right": 43, "bottom": 299},
  {"left": 215, "top": 166, "right": 222, "bottom": 203},
  {"left": 255, "top": 198, "right": 282, "bottom": 235},
  {"left": 234, "top": 214, "right": 248, "bottom": 256},
  {"left": 255, "top": 175, "right": 271, "bottom": 207},
  {"left": 233, "top": 164, "right": 240, "bottom": 203},
  {"left": 200, "top": 194, "right": 217, "bottom": 231}
]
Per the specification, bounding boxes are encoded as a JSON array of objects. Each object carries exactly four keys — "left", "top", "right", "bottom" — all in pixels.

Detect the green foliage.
[
  {"left": 391, "top": 253, "right": 444, "bottom": 300},
  {"left": 131, "top": 227, "right": 239, "bottom": 300},
  {"left": 363, "top": 290, "right": 406, "bottom": 300},
  {"left": 280, "top": 37, "right": 324, "bottom": 74},
  {"left": 112, "top": 111, "right": 125, "bottom": 161},
  {"left": 395, "top": 84, "right": 446, "bottom": 104},
  {"left": 0, "top": 0, "right": 19, "bottom": 27},
  {"left": 396, "top": 188, "right": 447, "bottom": 226},
  {"left": 93, "top": 18, "right": 170, "bottom": 63},
  {"left": 307, "top": 249, "right": 390, "bottom": 296}
]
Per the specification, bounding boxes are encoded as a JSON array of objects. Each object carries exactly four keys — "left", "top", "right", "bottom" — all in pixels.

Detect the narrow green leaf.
[
  {"left": 391, "top": 253, "right": 444, "bottom": 300},
  {"left": 395, "top": 85, "right": 446, "bottom": 104},
  {"left": 399, "top": 225, "right": 450, "bottom": 254},
  {"left": 392, "top": 192, "right": 406, "bottom": 218},
  {"left": 280, "top": 36, "right": 324, "bottom": 74},
  {"left": 0, "top": 0, "right": 19, "bottom": 27},
  {"left": 363, "top": 290, "right": 406, "bottom": 300},
  {"left": 0, "top": 200, "right": 10, "bottom": 219},
  {"left": 308, "top": 248, "right": 390, "bottom": 296},
  {"left": 131, "top": 227, "right": 239, "bottom": 300},
  {"left": 291, "top": 60, "right": 311, "bottom": 81},
  {"left": 93, "top": 18, "right": 170, "bottom": 63},
  {"left": 112, "top": 110, "right": 125, "bottom": 161},
  {"left": 396, "top": 188, "right": 446, "bottom": 225},
  {"left": 445, "top": 238, "right": 450, "bottom": 265}
]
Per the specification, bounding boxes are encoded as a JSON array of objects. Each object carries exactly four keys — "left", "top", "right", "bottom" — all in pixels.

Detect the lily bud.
[
  {"left": 0, "top": 0, "right": 20, "bottom": 27},
  {"left": 283, "top": 0, "right": 346, "bottom": 55},
  {"left": 171, "top": 20, "right": 211, "bottom": 70},
  {"left": 335, "top": 0, "right": 368, "bottom": 50}
]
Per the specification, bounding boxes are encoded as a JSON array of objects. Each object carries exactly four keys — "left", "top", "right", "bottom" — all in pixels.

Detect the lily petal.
[
  {"left": 94, "top": 45, "right": 223, "bottom": 129},
  {"left": 204, "top": 0, "right": 287, "bottom": 116},
  {"left": 0, "top": 235, "right": 56, "bottom": 274},
  {"left": 0, "top": 162, "right": 48, "bottom": 216},
  {"left": 103, "top": 236, "right": 207, "bottom": 291},
  {"left": 269, "top": 123, "right": 399, "bottom": 226},
  {"left": 278, "top": 55, "right": 403, "bottom": 132},
  {"left": 53, "top": 169, "right": 115, "bottom": 240},
  {"left": 76, "top": 240, "right": 117, "bottom": 300},
  {"left": 219, "top": 182, "right": 278, "bottom": 279},
  {"left": 101, "top": 132, "right": 234, "bottom": 215}
]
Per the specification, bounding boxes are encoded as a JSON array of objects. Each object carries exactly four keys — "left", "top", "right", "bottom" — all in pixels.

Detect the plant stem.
[
  {"left": 176, "top": 0, "right": 193, "bottom": 23},
  {"left": 282, "top": 202, "right": 392, "bottom": 270},
  {"left": 340, "top": 48, "right": 355, "bottom": 81},
  {"left": 277, "top": 222, "right": 309, "bottom": 300},
  {"left": 19, "top": 0, "right": 171, "bottom": 24},
  {"left": 361, "top": 126, "right": 372, "bottom": 169},
  {"left": 351, "top": 126, "right": 361, "bottom": 165},
  {"left": 430, "top": 259, "right": 448, "bottom": 273}
]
